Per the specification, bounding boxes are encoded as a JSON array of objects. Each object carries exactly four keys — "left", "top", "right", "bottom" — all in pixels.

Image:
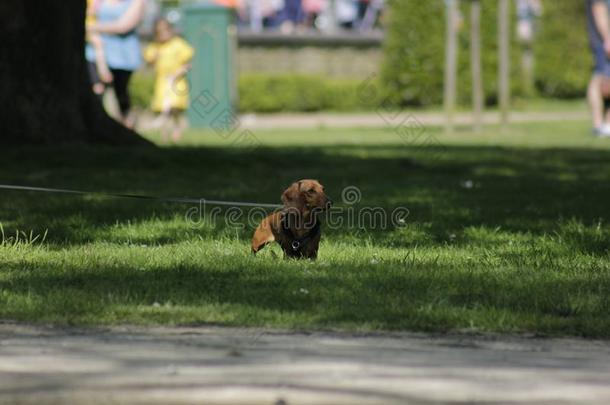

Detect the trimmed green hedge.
[
  {"left": 239, "top": 74, "right": 327, "bottom": 112},
  {"left": 238, "top": 74, "right": 385, "bottom": 112},
  {"left": 382, "top": 0, "right": 523, "bottom": 107},
  {"left": 534, "top": 1, "right": 591, "bottom": 98},
  {"left": 130, "top": 72, "right": 385, "bottom": 112}
]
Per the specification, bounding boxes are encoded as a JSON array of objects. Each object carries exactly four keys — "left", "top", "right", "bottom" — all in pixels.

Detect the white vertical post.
[
  {"left": 498, "top": 0, "right": 511, "bottom": 128},
  {"left": 444, "top": 0, "right": 459, "bottom": 134},
  {"left": 471, "top": 0, "right": 484, "bottom": 132}
]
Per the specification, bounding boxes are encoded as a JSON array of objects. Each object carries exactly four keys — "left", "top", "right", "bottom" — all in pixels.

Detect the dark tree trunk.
[{"left": 0, "top": 0, "right": 150, "bottom": 146}]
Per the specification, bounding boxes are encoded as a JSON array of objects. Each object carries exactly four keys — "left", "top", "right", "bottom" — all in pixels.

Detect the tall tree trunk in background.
[{"left": 0, "top": 1, "right": 149, "bottom": 145}]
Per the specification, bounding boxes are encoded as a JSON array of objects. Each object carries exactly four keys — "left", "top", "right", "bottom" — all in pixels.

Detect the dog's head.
[{"left": 281, "top": 179, "right": 332, "bottom": 213}]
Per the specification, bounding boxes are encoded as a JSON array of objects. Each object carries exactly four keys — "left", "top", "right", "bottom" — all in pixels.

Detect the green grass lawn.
[{"left": 1, "top": 120, "right": 610, "bottom": 337}]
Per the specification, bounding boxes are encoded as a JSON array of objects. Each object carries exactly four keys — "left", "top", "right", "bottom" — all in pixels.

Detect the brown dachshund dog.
[{"left": 251, "top": 179, "right": 332, "bottom": 259}]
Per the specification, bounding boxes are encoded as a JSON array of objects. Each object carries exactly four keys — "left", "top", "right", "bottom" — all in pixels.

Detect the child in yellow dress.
[
  {"left": 144, "top": 18, "right": 195, "bottom": 143},
  {"left": 86, "top": 0, "right": 113, "bottom": 95}
]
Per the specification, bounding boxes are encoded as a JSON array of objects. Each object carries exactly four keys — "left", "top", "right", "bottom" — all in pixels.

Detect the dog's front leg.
[{"left": 251, "top": 216, "right": 276, "bottom": 255}]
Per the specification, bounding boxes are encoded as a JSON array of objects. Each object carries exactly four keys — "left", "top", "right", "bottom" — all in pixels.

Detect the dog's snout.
[{"left": 326, "top": 198, "right": 333, "bottom": 209}]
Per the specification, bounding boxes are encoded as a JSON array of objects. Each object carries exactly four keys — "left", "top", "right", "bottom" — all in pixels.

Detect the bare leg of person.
[
  {"left": 170, "top": 111, "right": 184, "bottom": 143},
  {"left": 160, "top": 115, "right": 171, "bottom": 144},
  {"left": 588, "top": 74, "right": 604, "bottom": 130},
  {"left": 123, "top": 112, "right": 136, "bottom": 130}
]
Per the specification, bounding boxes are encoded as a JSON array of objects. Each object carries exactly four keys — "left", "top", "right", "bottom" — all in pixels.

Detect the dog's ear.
[{"left": 281, "top": 181, "right": 304, "bottom": 207}]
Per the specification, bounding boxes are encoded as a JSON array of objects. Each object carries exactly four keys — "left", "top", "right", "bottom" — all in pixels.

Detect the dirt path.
[
  {"left": 134, "top": 110, "right": 589, "bottom": 133},
  {"left": 236, "top": 110, "right": 588, "bottom": 130},
  {"left": 1, "top": 323, "right": 609, "bottom": 404}
]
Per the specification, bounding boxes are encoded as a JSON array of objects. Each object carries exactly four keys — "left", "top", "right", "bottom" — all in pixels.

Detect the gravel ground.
[{"left": 1, "top": 323, "right": 609, "bottom": 405}]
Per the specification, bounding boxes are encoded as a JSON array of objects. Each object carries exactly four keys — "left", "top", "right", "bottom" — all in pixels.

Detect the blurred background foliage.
[
  {"left": 130, "top": 0, "right": 592, "bottom": 112},
  {"left": 534, "top": 0, "right": 590, "bottom": 99},
  {"left": 382, "top": 0, "right": 523, "bottom": 107}
]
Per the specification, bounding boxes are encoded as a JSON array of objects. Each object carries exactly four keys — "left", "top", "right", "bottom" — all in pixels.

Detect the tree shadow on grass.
[
  {"left": 1, "top": 143, "right": 610, "bottom": 253},
  {"left": 1, "top": 257, "right": 609, "bottom": 337}
]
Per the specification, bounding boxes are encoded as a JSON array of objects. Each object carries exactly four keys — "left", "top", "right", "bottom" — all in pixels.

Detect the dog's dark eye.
[{"left": 307, "top": 189, "right": 316, "bottom": 194}]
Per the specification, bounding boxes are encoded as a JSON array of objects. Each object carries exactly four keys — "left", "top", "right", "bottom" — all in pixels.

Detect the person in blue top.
[
  {"left": 587, "top": 0, "right": 610, "bottom": 137},
  {"left": 87, "top": 0, "right": 146, "bottom": 129}
]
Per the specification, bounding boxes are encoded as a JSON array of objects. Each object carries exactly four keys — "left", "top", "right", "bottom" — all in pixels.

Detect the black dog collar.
[{"left": 280, "top": 214, "right": 321, "bottom": 253}]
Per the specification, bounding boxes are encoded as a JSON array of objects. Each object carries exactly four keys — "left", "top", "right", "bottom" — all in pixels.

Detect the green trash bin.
[{"left": 181, "top": 3, "right": 236, "bottom": 130}]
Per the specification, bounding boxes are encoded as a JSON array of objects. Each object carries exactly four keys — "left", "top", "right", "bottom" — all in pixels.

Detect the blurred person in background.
[
  {"left": 214, "top": 0, "right": 242, "bottom": 8},
  {"left": 242, "top": 0, "right": 263, "bottom": 32},
  {"left": 303, "top": 0, "right": 325, "bottom": 29},
  {"left": 215, "top": 0, "right": 253, "bottom": 31},
  {"left": 278, "top": 0, "right": 305, "bottom": 33},
  {"left": 87, "top": 0, "right": 146, "bottom": 129},
  {"left": 144, "top": 18, "right": 194, "bottom": 143},
  {"left": 234, "top": 0, "right": 385, "bottom": 32},
  {"left": 516, "top": 0, "right": 542, "bottom": 95},
  {"left": 251, "top": 0, "right": 285, "bottom": 30},
  {"left": 357, "top": 0, "right": 383, "bottom": 31},
  {"left": 516, "top": 0, "right": 542, "bottom": 42},
  {"left": 586, "top": 0, "right": 610, "bottom": 137},
  {"left": 86, "top": 0, "right": 113, "bottom": 96},
  {"left": 357, "top": 0, "right": 369, "bottom": 20},
  {"left": 336, "top": 0, "right": 358, "bottom": 29}
]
